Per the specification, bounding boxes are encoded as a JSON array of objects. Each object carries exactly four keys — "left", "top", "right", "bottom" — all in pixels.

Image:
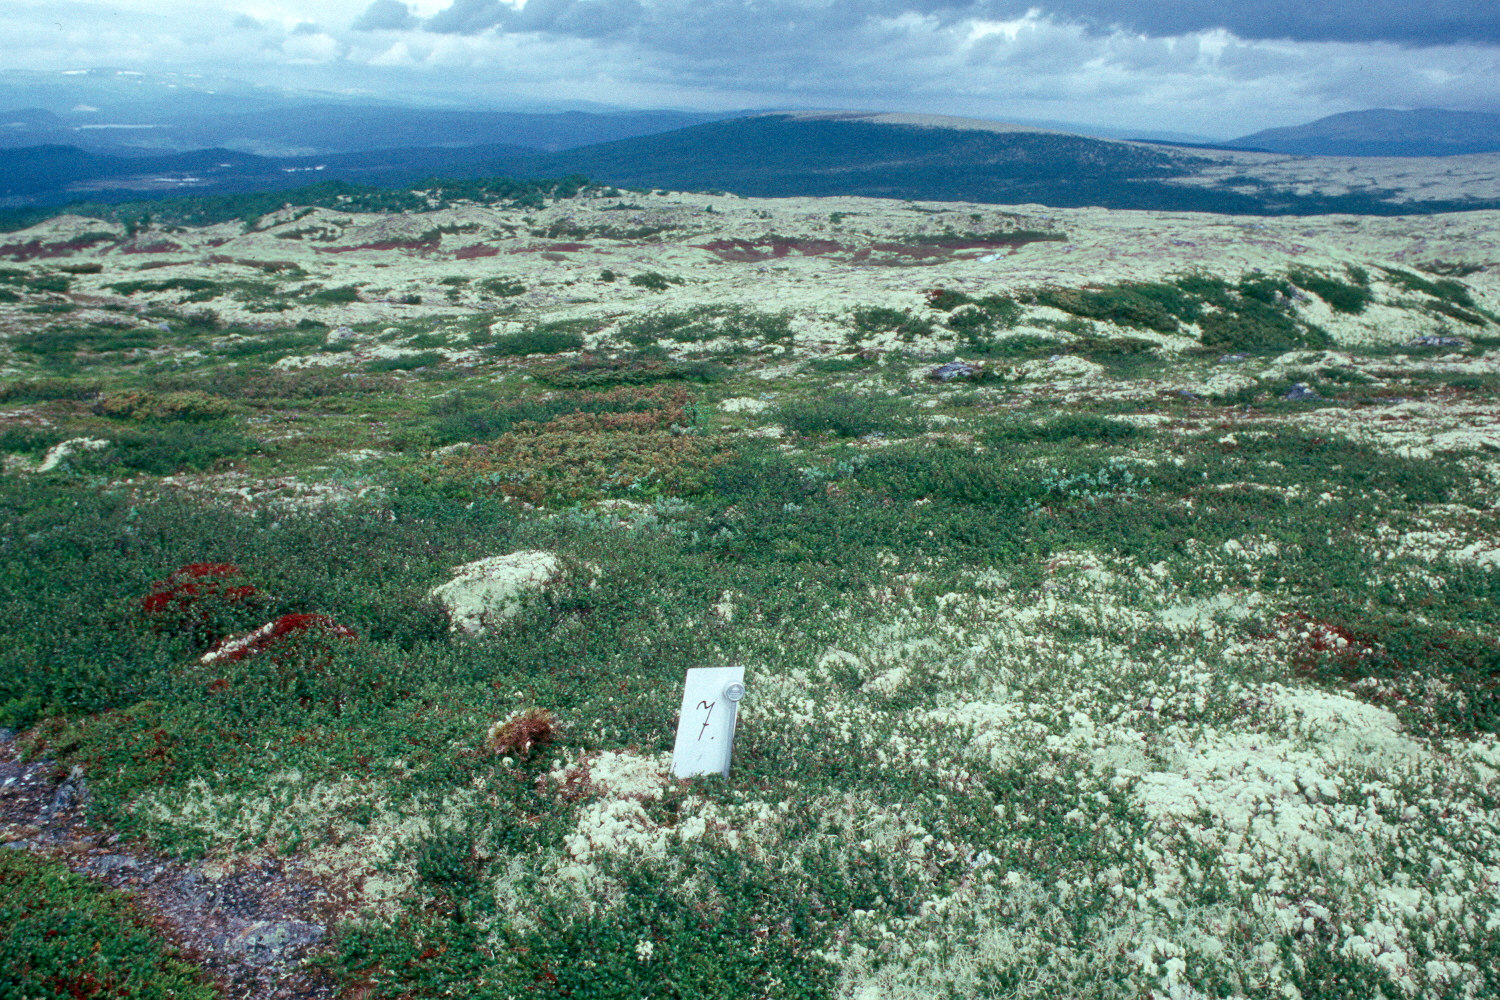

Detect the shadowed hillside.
[
  {"left": 1232, "top": 108, "right": 1500, "bottom": 158},
  {"left": 483, "top": 113, "right": 1500, "bottom": 215}
]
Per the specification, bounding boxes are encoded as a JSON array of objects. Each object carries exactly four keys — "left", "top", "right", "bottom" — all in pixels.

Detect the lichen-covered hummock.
[{"left": 428, "top": 550, "right": 566, "bottom": 633}]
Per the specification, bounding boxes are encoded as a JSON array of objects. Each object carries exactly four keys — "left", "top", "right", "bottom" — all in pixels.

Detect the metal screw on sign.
[{"left": 671, "top": 666, "right": 746, "bottom": 778}]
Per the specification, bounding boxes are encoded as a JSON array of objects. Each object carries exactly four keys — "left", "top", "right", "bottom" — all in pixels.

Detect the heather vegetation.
[{"left": 2, "top": 184, "right": 1499, "bottom": 999}]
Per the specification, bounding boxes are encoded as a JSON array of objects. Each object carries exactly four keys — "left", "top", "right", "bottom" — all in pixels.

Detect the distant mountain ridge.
[
  {"left": 481, "top": 111, "right": 1500, "bottom": 215},
  {"left": 0, "top": 142, "right": 543, "bottom": 205},
  {"left": 7, "top": 109, "right": 1500, "bottom": 220},
  {"left": 0, "top": 103, "right": 746, "bottom": 157},
  {"left": 1231, "top": 109, "right": 1500, "bottom": 157}
]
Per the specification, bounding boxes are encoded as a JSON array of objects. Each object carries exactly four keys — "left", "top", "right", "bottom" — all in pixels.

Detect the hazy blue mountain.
[
  {"left": 0, "top": 142, "right": 540, "bottom": 206},
  {"left": 1231, "top": 109, "right": 1500, "bottom": 157},
  {"left": 8, "top": 109, "right": 1500, "bottom": 218},
  {"left": 0, "top": 70, "right": 748, "bottom": 156},
  {"left": 0, "top": 103, "right": 746, "bottom": 157}
]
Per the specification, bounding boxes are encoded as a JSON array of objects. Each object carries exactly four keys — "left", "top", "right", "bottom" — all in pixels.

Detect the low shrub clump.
[
  {"left": 216, "top": 330, "right": 327, "bottom": 361},
  {"left": 485, "top": 707, "right": 558, "bottom": 757},
  {"left": 300, "top": 284, "right": 363, "bottom": 306},
  {"left": 984, "top": 413, "right": 1144, "bottom": 445},
  {"left": 482, "top": 325, "right": 587, "bottom": 357},
  {"left": 777, "top": 391, "right": 916, "bottom": 439},
  {"left": 436, "top": 383, "right": 728, "bottom": 503},
  {"left": 93, "top": 389, "right": 235, "bottom": 421},
  {"left": 1179, "top": 273, "right": 1331, "bottom": 351},
  {"left": 615, "top": 306, "right": 792, "bottom": 348},
  {"left": 139, "top": 562, "right": 265, "bottom": 648},
  {"left": 107, "top": 277, "right": 223, "bottom": 297},
  {"left": 1032, "top": 280, "right": 1196, "bottom": 333},
  {"left": 10, "top": 325, "right": 156, "bottom": 361},
  {"left": 430, "top": 383, "right": 679, "bottom": 445},
  {"left": 1382, "top": 267, "right": 1477, "bottom": 307},
  {"left": 1288, "top": 266, "right": 1372, "bottom": 314},
  {"left": 851, "top": 305, "right": 934, "bottom": 342},
  {"left": 628, "top": 271, "right": 682, "bottom": 291},
  {"left": 479, "top": 277, "right": 527, "bottom": 298},
  {"left": 367, "top": 351, "right": 444, "bottom": 372},
  {"left": 534, "top": 352, "right": 728, "bottom": 388},
  {"left": 0, "top": 377, "right": 102, "bottom": 403},
  {"left": 71, "top": 423, "right": 260, "bottom": 476},
  {"left": 925, "top": 290, "right": 1025, "bottom": 351}
]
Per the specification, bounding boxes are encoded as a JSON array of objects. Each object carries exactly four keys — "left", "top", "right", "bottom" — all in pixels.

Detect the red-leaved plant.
[
  {"left": 201, "top": 613, "right": 357, "bottom": 665},
  {"left": 200, "top": 614, "right": 360, "bottom": 702},
  {"left": 139, "top": 562, "right": 263, "bottom": 647}
]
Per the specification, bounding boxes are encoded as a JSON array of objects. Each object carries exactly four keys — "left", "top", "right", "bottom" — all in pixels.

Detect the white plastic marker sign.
[{"left": 671, "top": 666, "right": 745, "bottom": 778}]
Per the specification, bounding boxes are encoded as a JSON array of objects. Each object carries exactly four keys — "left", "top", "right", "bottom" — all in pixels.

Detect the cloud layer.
[
  {"left": 393, "top": 0, "right": 1500, "bottom": 47},
  {"left": 4, "top": 0, "right": 1498, "bottom": 138}
]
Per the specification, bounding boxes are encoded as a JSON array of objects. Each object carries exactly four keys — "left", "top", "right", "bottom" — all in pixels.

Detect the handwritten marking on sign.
[{"left": 671, "top": 667, "right": 745, "bottom": 778}]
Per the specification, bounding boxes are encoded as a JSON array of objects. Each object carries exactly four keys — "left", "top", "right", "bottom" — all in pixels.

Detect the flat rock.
[{"left": 85, "top": 853, "right": 142, "bottom": 875}]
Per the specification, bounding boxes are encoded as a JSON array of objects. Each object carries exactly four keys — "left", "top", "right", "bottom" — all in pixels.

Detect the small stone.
[
  {"left": 1216, "top": 353, "right": 1248, "bottom": 363},
  {"left": 1283, "top": 382, "right": 1322, "bottom": 401},
  {"left": 928, "top": 361, "right": 980, "bottom": 382},
  {"left": 1406, "top": 335, "right": 1466, "bottom": 347},
  {"left": 40, "top": 765, "right": 89, "bottom": 820}
]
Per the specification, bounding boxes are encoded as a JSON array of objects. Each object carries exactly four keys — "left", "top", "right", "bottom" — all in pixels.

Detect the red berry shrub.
[
  {"left": 139, "top": 563, "right": 263, "bottom": 647},
  {"left": 200, "top": 613, "right": 360, "bottom": 707},
  {"left": 202, "top": 613, "right": 357, "bottom": 665}
]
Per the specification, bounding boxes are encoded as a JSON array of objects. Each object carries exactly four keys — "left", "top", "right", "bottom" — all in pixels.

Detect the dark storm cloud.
[
  {"left": 1037, "top": 0, "right": 1500, "bottom": 46},
  {"left": 417, "top": 0, "right": 1500, "bottom": 47},
  {"left": 424, "top": 0, "right": 508, "bottom": 33},
  {"left": 352, "top": 0, "right": 418, "bottom": 32}
]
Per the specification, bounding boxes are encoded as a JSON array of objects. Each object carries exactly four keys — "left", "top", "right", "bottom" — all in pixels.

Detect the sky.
[{"left": 5, "top": 0, "right": 1500, "bottom": 138}]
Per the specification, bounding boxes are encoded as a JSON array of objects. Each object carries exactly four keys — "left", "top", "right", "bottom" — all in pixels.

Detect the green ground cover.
[
  {"left": 1, "top": 195, "right": 1499, "bottom": 999},
  {"left": 0, "top": 850, "right": 217, "bottom": 999}
]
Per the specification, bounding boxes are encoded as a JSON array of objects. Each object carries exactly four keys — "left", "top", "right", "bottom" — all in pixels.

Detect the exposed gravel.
[{"left": 1, "top": 731, "right": 348, "bottom": 1000}]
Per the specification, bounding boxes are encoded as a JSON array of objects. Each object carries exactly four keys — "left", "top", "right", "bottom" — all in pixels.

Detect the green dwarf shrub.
[{"left": 0, "top": 850, "right": 216, "bottom": 1000}]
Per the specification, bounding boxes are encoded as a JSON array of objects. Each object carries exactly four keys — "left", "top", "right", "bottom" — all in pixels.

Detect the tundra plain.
[{"left": 2, "top": 181, "right": 1499, "bottom": 999}]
